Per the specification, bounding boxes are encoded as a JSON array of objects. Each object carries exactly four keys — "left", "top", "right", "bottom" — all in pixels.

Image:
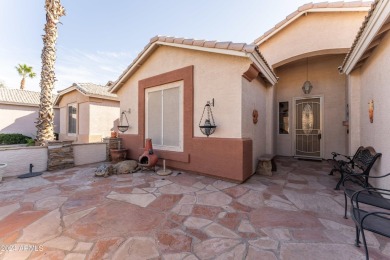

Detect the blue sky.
[{"left": 0, "top": 0, "right": 311, "bottom": 92}]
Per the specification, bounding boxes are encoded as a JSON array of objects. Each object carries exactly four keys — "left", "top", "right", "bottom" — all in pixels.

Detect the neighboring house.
[
  {"left": 0, "top": 88, "right": 59, "bottom": 137},
  {"left": 55, "top": 83, "right": 120, "bottom": 143},
  {"left": 109, "top": 37, "right": 277, "bottom": 182},
  {"left": 255, "top": 2, "right": 370, "bottom": 159},
  {"left": 339, "top": 0, "right": 390, "bottom": 189}
]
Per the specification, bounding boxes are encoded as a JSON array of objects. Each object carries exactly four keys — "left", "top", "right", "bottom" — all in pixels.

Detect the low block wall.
[
  {"left": 0, "top": 146, "right": 48, "bottom": 177},
  {"left": 0, "top": 142, "right": 107, "bottom": 178},
  {"left": 73, "top": 143, "right": 107, "bottom": 166}
]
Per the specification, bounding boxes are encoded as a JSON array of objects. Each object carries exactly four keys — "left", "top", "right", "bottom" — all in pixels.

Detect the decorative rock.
[
  {"left": 94, "top": 164, "right": 114, "bottom": 178},
  {"left": 47, "top": 141, "right": 74, "bottom": 171},
  {"left": 114, "top": 160, "right": 140, "bottom": 174}
]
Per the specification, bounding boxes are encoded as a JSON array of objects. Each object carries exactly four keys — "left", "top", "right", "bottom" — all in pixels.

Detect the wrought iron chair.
[
  {"left": 350, "top": 188, "right": 390, "bottom": 260},
  {"left": 343, "top": 173, "right": 390, "bottom": 219},
  {"left": 329, "top": 146, "right": 381, "bottom": 190}
]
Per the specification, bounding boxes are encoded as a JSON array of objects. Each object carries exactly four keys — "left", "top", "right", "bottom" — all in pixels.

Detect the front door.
[{"left": 294, "top": 97, "right": 323, "bottom": 159}]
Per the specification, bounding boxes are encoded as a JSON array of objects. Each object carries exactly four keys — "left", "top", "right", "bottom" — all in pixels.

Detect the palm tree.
[
  {"left": 15, "top": 64, "right": 36, "bottom": 90},
  {"left": 36, "top": 0, "right": 65, "bottom": 146}
]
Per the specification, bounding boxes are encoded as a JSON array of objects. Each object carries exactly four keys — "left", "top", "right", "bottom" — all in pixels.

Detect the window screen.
[{"left": 68, "top": 104, "right": 77, "bottom": 134}]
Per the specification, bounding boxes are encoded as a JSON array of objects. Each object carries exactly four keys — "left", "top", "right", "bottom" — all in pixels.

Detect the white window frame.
[
  {"left": 145, "top": 81, "right": 184, "bottom": 152},
  {"left": 67, "top": 103, "right": 77, "bottom": 136}
]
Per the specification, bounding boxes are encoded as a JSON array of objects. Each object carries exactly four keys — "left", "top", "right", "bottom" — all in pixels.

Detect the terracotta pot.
[
  {"left": 110, "top": 149, "right": 127, "bottom": 162},
  {"left": 139, "top": 139, "right": 159, "bottom": 167}
]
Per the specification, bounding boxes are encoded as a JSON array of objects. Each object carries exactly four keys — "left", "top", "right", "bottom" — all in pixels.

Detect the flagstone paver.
[{"left": 0, "top": 157, "right": 390, "bottom": 259}]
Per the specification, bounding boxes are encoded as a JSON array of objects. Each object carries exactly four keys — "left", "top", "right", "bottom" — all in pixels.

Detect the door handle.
[{"left": 318, "top": 131, "right": 322, "bottom": 140}]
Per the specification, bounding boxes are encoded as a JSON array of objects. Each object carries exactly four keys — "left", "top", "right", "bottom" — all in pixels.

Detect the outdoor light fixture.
[
  {"left": 199, "top": 99, "right": 217, "bottom": 137},
  {"left": 117, "top": 111, "right": 130, "bottom": 133},
  {"left": 302, "top": 58, "right": 313, "bottom": 94}
]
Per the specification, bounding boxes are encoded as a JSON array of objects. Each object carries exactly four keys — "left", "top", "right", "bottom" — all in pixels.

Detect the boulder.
[
  {"left": 95, "top": 164, "right": 114, "bottom": 178},
  {"left": 114, "top": 160, "right": 140, "bottom": 174}
]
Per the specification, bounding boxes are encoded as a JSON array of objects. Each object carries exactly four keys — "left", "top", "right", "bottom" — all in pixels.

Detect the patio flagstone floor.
[{"left": 0, "top": 156, "right": 390, "bottom": 259}]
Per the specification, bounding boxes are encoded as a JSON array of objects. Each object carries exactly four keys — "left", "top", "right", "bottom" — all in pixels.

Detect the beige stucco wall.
[
  {"left": 259, "top": 12, "right": 367, "bottom": 67},
  {"left": 0, "top": 104, "right": 60, "bottom": 138},
  {"left": 351, "top": 32, "right": 390, "bottom": 189},
  {"left": 346, "top": 68, "right": 361, "bottom": 155},
  {"left": 275, "top": 55, "right": 347, "bottom": 158},
  {"left": 117, "top": 46, "right": 251, "bottom": 139},
  {"left": 57, "top": 90, "right": 119, "bottom": 143},
  {"left": 0, "top": 104, "right": 38, "bottom": 137},
  {"left": 242, "top": 77, "right": 270, "bottom": 172},
  {"left": 89, "top": 101, "right": 120, "bottom": 141}
]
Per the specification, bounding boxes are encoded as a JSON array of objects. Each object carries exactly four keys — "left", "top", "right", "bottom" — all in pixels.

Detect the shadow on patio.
[{"left": 0, "top": 157, "right": 389, "bottom": 259}]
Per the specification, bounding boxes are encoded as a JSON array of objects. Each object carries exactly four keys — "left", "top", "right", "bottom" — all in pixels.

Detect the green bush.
[{"left": 0, "top": 133, "right": 32, "bottom": 145}]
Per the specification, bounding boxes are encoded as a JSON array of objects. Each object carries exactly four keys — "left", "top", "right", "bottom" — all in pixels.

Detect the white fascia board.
[
  {"left": 157, "top": 42, "right": 247, "bottom": 57},
  {"left": 247, "top": 52, "right": 278, "bottom": 85},
  {"left": 344, "top": 0, "right": 390, "bottom": 74},
  {"left": 109, "top": 41, "right": 248, "bottom": 93}
]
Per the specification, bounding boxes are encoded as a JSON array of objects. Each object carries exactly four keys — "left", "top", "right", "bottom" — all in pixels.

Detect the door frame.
[{"left": 292, "top": 95, "right": 324, "bottom": 159}]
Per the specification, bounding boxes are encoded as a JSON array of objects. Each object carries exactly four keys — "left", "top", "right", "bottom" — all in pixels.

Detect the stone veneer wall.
[
  {"left": 47, "top": 141, "right": 75, "bottom": 171},
  {"left": 103, "top": 138, "right": 121, "bottom": 161}
]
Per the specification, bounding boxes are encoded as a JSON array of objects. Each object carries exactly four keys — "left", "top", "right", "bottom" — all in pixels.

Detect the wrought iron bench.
[
  {"left": 350, "top": 188, "right": 390, "bottom": 260},
  {"left": 328, "top": 146, "right": 382, "bottom": 190}
]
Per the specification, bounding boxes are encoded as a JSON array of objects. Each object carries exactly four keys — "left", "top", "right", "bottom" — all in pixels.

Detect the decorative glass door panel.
[{"left": 295, "top": 98, "right": 321, "bottom": 158}]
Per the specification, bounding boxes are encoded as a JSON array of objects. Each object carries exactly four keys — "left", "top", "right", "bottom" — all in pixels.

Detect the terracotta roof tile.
[
  {"left": 69, "top": 83, "right": 117, "bottom": 99},
  {"left": 173, "top": 37, "right": 185, "bottom": 44},
  {"left": 203, "top": 41, "right": 217, "bottom": 48},
  {"left": 110, "top": 35, "right": 277, "bottom": 91},
  {"left": 193, "top": 40, "right": 205, "bottom": 47},
  {"left": 0, "top": 88, "right": 56, "bottom": 106},
  {"left": 254, "top": 1, "right": 372, "bottom": 44},
  {"left": 214, "top": 41, "right": 231, "bottom": 49},
  {"left": 228, "top": 42, "right": 246, "bottom": 51},
  {"left": 182, "top": 38, "right": 195, "bottom": 45},
  {"left": 298, "top": 3, "right": 314, "bottom": 12}
]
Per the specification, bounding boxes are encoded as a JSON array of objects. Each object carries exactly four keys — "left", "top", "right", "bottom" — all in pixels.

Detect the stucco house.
[
  {"left": 55, "top": 83, "right": 120, "bottom": 143},
  {"left": 109, "top": 37, "right": 277, "bottom": 182},
  {"left": 0, "top": 88, "right": 59, "bottom": 137},
  {"left": 106, "top": 1, "right": 390, "bottom": 183},
  {"left": 339, "top": 0, "right": 390, "bottom": 189},
  {"left": 255, "top": 1, "right": 371, "bottom": 160}
]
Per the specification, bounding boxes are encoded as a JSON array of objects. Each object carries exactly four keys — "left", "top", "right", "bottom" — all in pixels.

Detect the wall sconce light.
[
  {"left": 199, "top": 99, "right": 217, "bottom": 137},
  {"left": 117, "top": 111, "right": 130, "bottom": 133},
  {"left": 302, "top": 58, "right": 313, "bottom": 94}
]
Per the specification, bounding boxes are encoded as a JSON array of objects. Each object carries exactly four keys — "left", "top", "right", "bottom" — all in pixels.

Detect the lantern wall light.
[
  {"left": 117, "top": 110, "right": 130, "bottom": 133},
  {"left": 302, "top": 57, "right": 313, "bottom": 95},
  {"left": 199, "top": 98, "right": 217, "bottom": 137}
]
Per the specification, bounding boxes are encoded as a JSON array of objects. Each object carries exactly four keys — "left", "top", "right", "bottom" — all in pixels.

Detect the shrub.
[{"left": 0, "top": 133, "right": 32, "bottom": 145}]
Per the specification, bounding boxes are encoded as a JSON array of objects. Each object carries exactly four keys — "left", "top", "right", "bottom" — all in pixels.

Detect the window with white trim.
[
  {"left": 68, "top": 103, "right": 77, "bottom": 134},
  {"left": 145, "top": 81, "right": 183, "bottom": 151}
]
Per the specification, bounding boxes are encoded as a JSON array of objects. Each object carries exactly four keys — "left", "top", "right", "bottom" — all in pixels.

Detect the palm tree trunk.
[
  {"left": 20, "top": 78, "right": 25, "bottom": 90},
  {"left": 36, "top": 0, "right": 65, "bottom": 146}
]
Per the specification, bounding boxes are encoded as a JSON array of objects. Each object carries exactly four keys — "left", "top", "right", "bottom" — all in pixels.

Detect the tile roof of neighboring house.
[
  {"left": 0, "top": 88, "right": 52, "bottom": 107},
  {"left": 339, "top": 0, "right": 386, "bottom": 72},
  {"left": 254, "top": 1, "right": 373, "bottom": 45},
  {"left": 55, "top": 83, "right": 118, "bottom": 105},
  {"left": 110, "top": 35, "right": 277, "bottom": 92}
]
